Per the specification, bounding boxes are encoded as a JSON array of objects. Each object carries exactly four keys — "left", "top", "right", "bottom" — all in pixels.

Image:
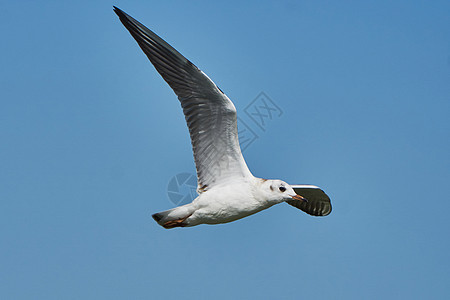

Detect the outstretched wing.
[
  {"left": 288, "top": 185, "right": 332, "bottom": 216},
  {"left": 114, "top": 7, "right": 252, "bottom": 192}
]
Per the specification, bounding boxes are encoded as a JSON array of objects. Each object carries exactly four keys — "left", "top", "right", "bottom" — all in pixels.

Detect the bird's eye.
[{"left": 279, "top": 186, "right": 286, "bottom": 192}]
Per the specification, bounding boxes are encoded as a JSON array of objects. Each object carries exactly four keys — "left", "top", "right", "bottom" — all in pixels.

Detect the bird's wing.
[
  {"left": 287, "top": 185, "right": 332, "bottom": 216},
  {"left": 114, "top": 7, "right": 253, "bottom": 193}
]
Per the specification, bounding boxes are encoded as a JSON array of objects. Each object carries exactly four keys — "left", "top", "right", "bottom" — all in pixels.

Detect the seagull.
[{"left": 114, "top": 7, "right": 332, "bottom": 229}]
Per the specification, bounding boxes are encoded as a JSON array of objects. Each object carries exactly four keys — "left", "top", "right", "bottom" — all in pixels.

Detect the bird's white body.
[
  {"left": 154, "top": 177, "right": 296, "bottom": 228},
  {"left": 187, "top": 178, "right": 276, "bottom": 226}
]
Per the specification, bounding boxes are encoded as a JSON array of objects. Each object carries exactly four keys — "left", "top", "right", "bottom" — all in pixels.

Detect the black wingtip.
[
  {"left": 289, "top": 187, "right": 332, "bottom": 217},
  {"left": 152, "top": 213, "right": 163, "bottom": 222},
  {"left": 113, "top": 6, "right": 124, "bottom": 17},
  {"left": 113, "top": 6, "right": 129, "bottom": 20}
]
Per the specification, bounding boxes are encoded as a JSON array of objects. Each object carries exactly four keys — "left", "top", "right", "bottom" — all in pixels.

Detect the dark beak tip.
[{"left": 292, "top": 195, "right": 308, "bottom": 202}]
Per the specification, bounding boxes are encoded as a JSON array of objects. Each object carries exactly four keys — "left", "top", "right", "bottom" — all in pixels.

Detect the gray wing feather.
[
  {"left": 114, "top": 7, "right": 252, "bottom": 192},
  {"left": 288, "top": 185, "right": 332, "bottom": 216}
]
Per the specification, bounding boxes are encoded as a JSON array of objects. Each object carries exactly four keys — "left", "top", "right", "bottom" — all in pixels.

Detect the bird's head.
[{"left": 260, "top": 179, "right": 308, "bottom": 204}]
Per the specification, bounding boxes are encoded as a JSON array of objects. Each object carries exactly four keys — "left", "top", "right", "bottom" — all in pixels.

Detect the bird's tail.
[{"left": 152, "top": 204, "right": 195, "bottom": 229}]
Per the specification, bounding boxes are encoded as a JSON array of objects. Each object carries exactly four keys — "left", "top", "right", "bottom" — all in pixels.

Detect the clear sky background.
[{"left": 1, "top": 1, "right": 449, "bottom": 299}]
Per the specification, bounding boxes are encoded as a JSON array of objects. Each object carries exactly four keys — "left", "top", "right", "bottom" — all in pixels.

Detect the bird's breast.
[{"left": 191, "top": 185, "right": 272, "bottom": 224}]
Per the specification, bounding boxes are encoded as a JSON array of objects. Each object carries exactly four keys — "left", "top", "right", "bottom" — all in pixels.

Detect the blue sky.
[{"left": 1, "top": 0, "right": 449, "bottom": 299}]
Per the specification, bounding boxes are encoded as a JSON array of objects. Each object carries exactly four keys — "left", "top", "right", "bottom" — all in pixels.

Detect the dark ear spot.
[{"left": 270, "top": 185, "right": 274, "bottom": 191}]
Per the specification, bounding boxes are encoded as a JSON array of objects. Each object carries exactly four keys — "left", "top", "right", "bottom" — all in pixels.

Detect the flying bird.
[{"left": 113, "top": 7, "right": 332, "bottom": 228}]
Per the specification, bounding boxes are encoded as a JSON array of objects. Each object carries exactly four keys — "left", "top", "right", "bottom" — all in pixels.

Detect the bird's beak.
[{"left": 291, "top": 194, "right": 308, "bottom": 202}]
